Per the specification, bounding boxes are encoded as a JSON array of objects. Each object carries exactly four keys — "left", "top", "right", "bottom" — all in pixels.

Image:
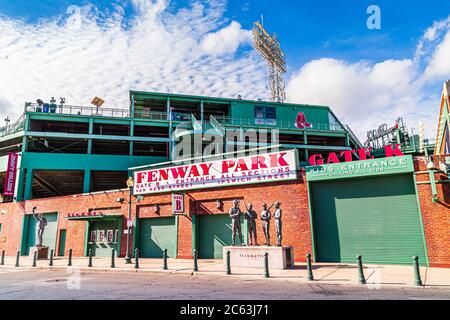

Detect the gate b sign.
[{"left": 172, "top": 194, "right": 184, "bottom": 215}]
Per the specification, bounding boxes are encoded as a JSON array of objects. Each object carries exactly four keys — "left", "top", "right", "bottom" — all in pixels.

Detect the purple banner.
[{"left": 4, "top": 152, "right": 19, "bottom": 197}]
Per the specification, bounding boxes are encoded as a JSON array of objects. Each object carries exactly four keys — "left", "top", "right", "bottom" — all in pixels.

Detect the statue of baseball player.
[
  {"left": 32, "top": 206, "right": 47, "bottom": 247},
  {"left": 261, "top": 203, "right": 275, "bottom": 246},
  {"left": 243, "top": 202, "right": 258, "bottom": 246},
  {"left": 274, "top": 202, "right": 283, "bottom": 247},
  {"left": 229, "top": 200, "right": 244, "bottom": 246}
]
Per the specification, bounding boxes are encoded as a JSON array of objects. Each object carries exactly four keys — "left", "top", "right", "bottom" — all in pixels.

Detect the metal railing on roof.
[
  {"left": 214, "top": 116, "right": 345, "bottom": 132},
  {"left": 25, "top": 103, "right": 193, "bottom": 122},
  {"left": 0, "top": 114, "right": 25, "bottom": 137},
  {"left": 26, "top": 103, "right": 130, "bottom": 118}
]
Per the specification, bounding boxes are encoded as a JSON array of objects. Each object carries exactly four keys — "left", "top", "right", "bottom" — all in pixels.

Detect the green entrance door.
[
  {"left": 25, "top": 213, "right": 58, "bottom": 255},
  {"left": 311, "top": 174, "right": 428, "bottom": 265},
  {"left": 58, "top": 229, "right": 66, "bottom": 256},
  {"left": 138, "top": 217, "right": 177, "bottom": 258},
  {"left": 198, "top": 214, "right": 244, "bottom": 259},
  {"left": 88, "top": 220, "right": 120, "bottom": 257}
]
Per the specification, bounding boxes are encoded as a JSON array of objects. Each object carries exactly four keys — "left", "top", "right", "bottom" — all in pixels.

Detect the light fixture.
[
  {"left": 136, "top": 196, "right": 144, "bottom": 203},
  {"left": 126, "top": 177, "right": 134, "bottom": 188},
  {"left": 116, "top": 197, "right": 125, "bottom": 204},
  {"left": 216, "top": 199, "right": 222, "bottom": 209},
  {"left": 154, "top": 204, "right": 160, "bottom": 214}
]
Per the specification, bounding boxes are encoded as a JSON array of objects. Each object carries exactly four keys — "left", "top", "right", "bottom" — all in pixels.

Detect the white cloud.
[
  {"left": 286, "top": 15, "right": 450, "bottom": 141},
  {"left": 200, "top": 21, "right": 252, "bottom": 56},
  {"left": 0, "top": 0, "right": 266, "bottom": 119}
]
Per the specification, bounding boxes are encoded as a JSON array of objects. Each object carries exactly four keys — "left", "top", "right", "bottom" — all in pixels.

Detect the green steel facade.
[{"left": 0, "top": 91, "right": 361, "bottom": 201}]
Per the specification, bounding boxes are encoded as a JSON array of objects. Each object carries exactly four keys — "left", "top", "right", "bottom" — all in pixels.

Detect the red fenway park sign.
[{"left": 133, "top": 150, "right": 298, "bottom": 195}]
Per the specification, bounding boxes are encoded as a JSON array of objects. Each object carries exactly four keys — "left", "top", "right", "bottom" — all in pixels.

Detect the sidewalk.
[{"left": 1, "top": 255, "right": 449, "bottom": 289}]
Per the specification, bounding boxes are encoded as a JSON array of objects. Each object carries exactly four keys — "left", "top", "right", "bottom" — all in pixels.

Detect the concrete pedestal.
[
  {"left": 29, "top": 246, "right": 49, "bottom": 260},
  {"left": 223, "top": 246, "right": 294, "bottom": 270}
]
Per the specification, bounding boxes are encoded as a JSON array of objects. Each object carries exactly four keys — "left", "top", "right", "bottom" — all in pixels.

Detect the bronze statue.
[
  {"left": 274, "top": 202, "right": 282, "bottom": 247},
  {"left": 32, "top": 207, "right": 47, "bottom": 247},
  {"left": 243, "top": 202, "right": 258, "bottom": 246},
  {"left": 261, "top": 203, "right": 274, "bottom": 246},
  {"left": 229, "top": 200, "right": 244, "bottom": 246}
]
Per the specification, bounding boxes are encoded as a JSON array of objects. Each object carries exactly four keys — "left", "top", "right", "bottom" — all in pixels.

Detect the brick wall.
[
  {"left": 414, "top": 157, "right": 450, "bottom": 268},
  {"left": 0, "top": 160, "right": 448, "bottom": 267}
]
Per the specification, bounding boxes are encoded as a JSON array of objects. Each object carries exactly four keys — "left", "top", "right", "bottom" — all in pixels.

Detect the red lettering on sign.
[
  {"left": 326, "top": 152, "right": 340, "bottom": 164},
  {"left": 309, "top": 154, "right": 324, "bottom": 166},
  {"left": 270, "top": 152, "right": 289, "bottom": 167},
  {"left": 251, "top": 156, "right": 268, "bottom": 170},
  {"left": 222, "top": 160, "right": 236, "bottom": 173},
  {"left": 384, "top": 144, "right": 404, "bottom": 157}
]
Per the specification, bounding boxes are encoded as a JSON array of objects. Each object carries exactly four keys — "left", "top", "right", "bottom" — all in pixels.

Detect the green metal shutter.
[
  {"left": 198, "top": 214, "right": 244, "bottom": 259},
  {"left": 138, "top": 217, "right": 177, "bottom": 258},
  {"left": 311, "top": 174, "right": 428, "bottom": 265}
]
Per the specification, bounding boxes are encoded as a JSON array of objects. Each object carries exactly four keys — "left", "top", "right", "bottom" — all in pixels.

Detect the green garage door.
[
  {"left": 139, "top": 217, "right": 177, "bottom": 258},
  {"left": 311, "top": 174, "right": 428, "bottom": 265},
  {"left": 198, "top": 214, "right": 244, "bottom": 259}
]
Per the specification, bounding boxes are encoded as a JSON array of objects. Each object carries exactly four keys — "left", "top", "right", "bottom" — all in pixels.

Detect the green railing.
[
  {"left": 214, "top": 116, "right": 345, "bottom": 132},
  {"left": 0, "top": 114, "right": 25, "bottom": 137}
]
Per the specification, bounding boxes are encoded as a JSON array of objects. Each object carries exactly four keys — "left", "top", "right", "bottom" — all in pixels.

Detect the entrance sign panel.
[
  {"left": 133, "top": 150, "right": 298, "bottom": 195},
  {"left": 172, "top": 194, "right": 184, "bottom": 215},
  {"left": 306, "top": 155, "right": 414, "bottom": 182}
]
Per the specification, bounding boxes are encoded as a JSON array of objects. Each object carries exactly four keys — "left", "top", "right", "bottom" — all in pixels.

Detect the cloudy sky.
[{"left": 0, "top": 0, "right": 450, "bottom": 141}]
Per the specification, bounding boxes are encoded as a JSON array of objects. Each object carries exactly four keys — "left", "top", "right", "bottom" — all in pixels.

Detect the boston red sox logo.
[{"left": 295, "top": 112, "right": 312, "bottom": 129}]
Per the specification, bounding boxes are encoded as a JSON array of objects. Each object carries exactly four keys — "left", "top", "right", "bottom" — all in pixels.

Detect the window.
[{"left": 254, "top": 106, "right": 277, "bottom": 125}]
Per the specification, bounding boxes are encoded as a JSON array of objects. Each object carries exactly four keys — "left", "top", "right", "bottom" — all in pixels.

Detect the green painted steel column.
[
  {"left": 24, "top": 168, "right": 33, "bottom": 200},
  {"left": 131, "top": 94, "right": 135, "bottom": 118},
  {"left": 83, "top": 222, "right": 89, "bottom": 257},
  {"left": 129, "top": 120, "right": 135, "bottom": 156},
  {"left": 19, "top": 214, "right": 31, "bottom": 255},
  {"left": 191, "top": 215, "right": 198, "bottom": 254},
  {"left": 15, "top": 168, "right": 26, "bottom": 201},
  {"left": 87, "top": 118, "right": 93, "bottom": 154},
  {"left": 83, "top": 170, "right": 91, "bottom": 193}
]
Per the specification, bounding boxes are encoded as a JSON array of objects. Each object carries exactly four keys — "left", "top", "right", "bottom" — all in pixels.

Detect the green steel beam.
[
  {"left": 20, "top": 153, "right": 167, "bottom": 171},
  {"left": 83, "top": 170, "right": 91, "bottom": 193},
  {"left": 26, "top": 131, "right": 169, "bottom": 143}
]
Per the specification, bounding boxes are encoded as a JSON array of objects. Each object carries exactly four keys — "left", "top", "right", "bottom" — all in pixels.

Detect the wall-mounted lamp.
[
  {"left": 154, "top": 204, "right": 160, "bottom": 215},
  {"left": 216, "top": 200, "right": 222, "bottom": 209},
  {"left": 136, "top": 196, "right": 144, "bottom": 203},
  {"left": 116, "top": 197, "right": 125, "bottom": 204}
]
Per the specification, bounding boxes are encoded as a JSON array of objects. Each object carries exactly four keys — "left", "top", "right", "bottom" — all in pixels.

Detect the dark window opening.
[
  {"left": 92, "top": 140, "right": 130, "bottom": 155},
  {"left": 134, "top": 126, "right": 169, "bottom": 138},
  {"left": 29, "top": 120, "right": 89, "bottom": 134},
  {"left": 133, "top": 142, "right": 168, "bottom": 157},
  {"left": 93, "top": 124, "right": 130, "bottom": 136},
  {"left": 279, "top": 133, "right": 305, "bottom": 145},
  {"left": 90, "top": 171, "right": 128, "bottom": 193},
  {"left": 134, "top": 98, "right": 167, "bottom": 118},
  {"left": 27, "top": 137, "right": 88, "bottom": 154},
  {"left": 0, "top": 137, "right": 23, "bottom": 157},
  {"left": 31, "top": 170, "right": 84, "bottom": 199},
  {"left": 254, "top": 106, "right": 277, "bottom": 125},
  {"left": 307, "top": 136, "right": 346, "bottom": 147}
]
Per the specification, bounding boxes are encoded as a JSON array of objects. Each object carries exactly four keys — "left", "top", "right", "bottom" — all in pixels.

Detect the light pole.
[{"left": 125, "top": 177, "right": 134, "bottom": 264}]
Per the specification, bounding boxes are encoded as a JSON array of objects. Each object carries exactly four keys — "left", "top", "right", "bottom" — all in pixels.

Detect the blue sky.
[
  {"left": 2, "top": 0, "right": 450, "bottom": 70},
  {"left": 0, "top": 0, "right": 449, "bottom": 139}
]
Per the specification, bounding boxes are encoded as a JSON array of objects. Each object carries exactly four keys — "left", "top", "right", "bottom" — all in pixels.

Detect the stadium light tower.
[{"left": 252, "top": 19, "right": 287, "bottom": 103}]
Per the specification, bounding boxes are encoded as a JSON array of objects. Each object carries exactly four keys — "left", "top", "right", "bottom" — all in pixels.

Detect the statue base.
[
  {"left": 29, "top": 246, "right": 49, "bottom": 260},
  {"left": 223, "top": 246, "right": 294, "bottom": 270}
]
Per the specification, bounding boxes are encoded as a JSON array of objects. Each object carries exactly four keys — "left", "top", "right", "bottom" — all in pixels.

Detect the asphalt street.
[{"left": 0, "top": 268, "right": 449, "bottom": 300}]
